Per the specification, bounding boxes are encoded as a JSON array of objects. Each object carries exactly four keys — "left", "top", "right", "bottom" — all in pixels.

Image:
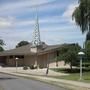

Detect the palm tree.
[
  {"left": 86, "top": 31, "right": 90, "bottom": 41},
  {"left": 72, "top": 0, "right": 90, "bottom": 33}
]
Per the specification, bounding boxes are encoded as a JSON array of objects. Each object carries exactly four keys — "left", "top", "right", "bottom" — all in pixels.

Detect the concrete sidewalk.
[
  {"left": 0, "top": 67, "right": 90, "bottom": 90},
  {"left": 0, "top": 67, "right": 69, "bottom": 76}
]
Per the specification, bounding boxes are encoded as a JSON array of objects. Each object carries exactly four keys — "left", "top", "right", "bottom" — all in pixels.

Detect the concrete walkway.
[
  {"left": 0, "top": 67, "right": 69, "bottom": 76},
  {"left": 0, "top": 67, "right": 90, "bottom": 90}
]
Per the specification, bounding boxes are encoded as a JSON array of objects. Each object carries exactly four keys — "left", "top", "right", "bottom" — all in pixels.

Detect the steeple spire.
[{"left": 32, "top": 9, "right": 41, "bottom": 47}]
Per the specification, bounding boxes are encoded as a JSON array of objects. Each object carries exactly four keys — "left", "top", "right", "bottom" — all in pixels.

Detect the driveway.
[{"left": 0, "top": 73, "right": 67, "bottom": 90}]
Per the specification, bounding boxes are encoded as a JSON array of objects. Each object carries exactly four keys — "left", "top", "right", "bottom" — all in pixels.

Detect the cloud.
[
  {"left": 62, "top": 2, "right": 78, "bottom": 18},
  {"left": 0, "top": 17, "right": 15, "bottom": 29},
  {"left": 0, "top": 0, "right": 66, "bottom": 16},
  {"left": 0, "top": 15, "right": 72, "bottom": 29},
  {"left": 0, "top": 0, "right": 55, "bottom": 14},
  {"left": 62, "top": 2, "right": 79, "bottom": 24},
  {"left": 16, "top": 20, "right": 34, "bottom": 26},
  {"left": 14, "top": 15, "right": 70, "bottom": 27},
  {"left": 0, "top": 15, "right": 73, "bottom": 30},
  {"left": 0, "top": 0, "right": 55, "bottom": 11},
  {"left": 1, "top": 29, "right": 32, "bottom": 49}
]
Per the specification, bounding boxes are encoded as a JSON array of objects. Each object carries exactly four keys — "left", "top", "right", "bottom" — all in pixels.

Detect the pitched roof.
[{"left": 0, "top": 43, "right": 61, "bottom": 56}]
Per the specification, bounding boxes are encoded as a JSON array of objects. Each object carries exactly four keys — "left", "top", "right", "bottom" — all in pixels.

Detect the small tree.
[
  {"left": 16, "top": 41, "right": 30, "bottom": 48},
  {"left": 56, "top": 44, "right": 81, "bottom": 70},
  {"left": 85, "top": 41, "right": 90, "bottom": 61},
  {"left": 0, "top": 47, "right": 4, "bottom": 51},
  {"left": 0, "top": 39, "right": 5, "bottom": 52},
  {"left": 0, "top": 39, "right": 5, "bottom": 46}
]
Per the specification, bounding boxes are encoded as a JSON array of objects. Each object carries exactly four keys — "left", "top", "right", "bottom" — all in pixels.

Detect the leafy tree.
[
  {"left": 86, "top": 31, "right": 90, "bottom": 41},
  {"left": 0, "top": 39, "right": 5, "bottom": 46},
  {"left": 16, "top": 41, "right": 30, "bottom": 48},
  {"left": 56, "top": 44, "right": 81, "bottom": 70},
  {"left": 72, "top": 0, "right": 90, "bottom": 34},
  {"left": 0, "top": 39, "right": 5, "bottom": 52},
  {"left": 0, "top": 47, "right": 4, "bottom": 51},
  {"left": 85, "top": 41, "right": 90, "bottom": 61}
]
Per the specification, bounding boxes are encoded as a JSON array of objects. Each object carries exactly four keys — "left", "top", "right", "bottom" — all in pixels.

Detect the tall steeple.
[{"left": 32, "top": 10, "right": 41, "bottom": 47}]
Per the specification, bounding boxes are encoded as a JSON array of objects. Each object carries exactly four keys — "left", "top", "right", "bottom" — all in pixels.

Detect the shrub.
[
  {"left": 23, "top": 66, "right": 28, "bottom": 70},
  {"left": 82, "top": 63, "right": 90, "bottom": 67},
  {"left": 34, "top": 66, "right": 37, "bottom": 69},
  {"left": 29, "top": 65, "right": 35, "bottom": 69},
  {"left": 39, "top": 65, "right": 43, "bottom": 69}
]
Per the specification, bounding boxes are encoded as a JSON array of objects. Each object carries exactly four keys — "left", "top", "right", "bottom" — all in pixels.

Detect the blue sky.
[{"left": 0, "top": 0, "right": 86, "bottom": 50}]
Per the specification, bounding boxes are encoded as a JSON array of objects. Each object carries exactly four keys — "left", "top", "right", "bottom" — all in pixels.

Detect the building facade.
[{"left": 0, "top": 43, "right": 61, "bottom": 68}]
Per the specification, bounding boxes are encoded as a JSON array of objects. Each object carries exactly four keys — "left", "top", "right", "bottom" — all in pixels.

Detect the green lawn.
[{"left": 50, "top": 68, "right": 90, "bottom": 83}]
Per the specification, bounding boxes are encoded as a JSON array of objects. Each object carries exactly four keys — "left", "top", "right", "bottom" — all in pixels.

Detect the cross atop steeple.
[{"left": 32, "top": 10, "right": 41, "bottom": 47}]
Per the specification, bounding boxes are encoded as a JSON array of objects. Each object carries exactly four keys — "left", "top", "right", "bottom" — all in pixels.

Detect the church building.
[{"left": 0, "top": 13, "right": 62, "bottom": 68}]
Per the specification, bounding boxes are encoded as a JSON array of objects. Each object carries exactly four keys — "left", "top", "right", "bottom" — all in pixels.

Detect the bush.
[
  {"left": 39, "top": 65, "right": 43, "bottom": 69},
  {"left": 34, "top": 66, "right": 37, "bottom": 69},
  {"left": 29, "top": 65, "right": 35, "bottom": 69},
  {"left": 82, "top": 63, "right": 90, "bottom": 67},
  {"left": 23, "top": 66, "right": 28, "bottom": 70}
]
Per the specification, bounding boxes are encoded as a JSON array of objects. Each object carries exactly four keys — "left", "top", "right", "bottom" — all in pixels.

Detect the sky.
[{"left": 0, "top": 0, "right": 86, "bottom": 50}]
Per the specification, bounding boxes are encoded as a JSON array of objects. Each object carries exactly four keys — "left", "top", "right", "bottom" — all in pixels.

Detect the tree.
[
  {"left": 16, "top": 41, "right": 30, "bottom": 48},
  {"left": 0, "top": 47, "right": 4, "bottom": 51},
  {"left": 72, "top": 0, "right": 90, "bottom": 34},
  {"left": 0, "top": 39, "right": 5, "bottom": 52},
  {"left": 0, "top": 39, "right": 5, "bottom": 46},
  {"left": 86, "top": 31, "right": 90, "bottom": 41},
  {"left": 85, "top": 41, "right": 90, "bottom": 61},
  {"left": 56, "top": 44, "right": 81, "bottom": 70}
]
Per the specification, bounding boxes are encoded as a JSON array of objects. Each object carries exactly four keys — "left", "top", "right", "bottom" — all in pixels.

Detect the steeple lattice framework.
[{"left": 32, "top": 10, "right": 41, "bottom": 47}]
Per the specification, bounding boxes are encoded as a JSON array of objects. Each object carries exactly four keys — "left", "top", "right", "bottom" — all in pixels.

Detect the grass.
[{"left": 50, "top": 68, "right": 90, "bottom": 83}]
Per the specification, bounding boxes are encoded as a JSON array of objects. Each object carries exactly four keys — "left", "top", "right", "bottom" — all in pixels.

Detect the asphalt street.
[{"left": 0, "top": 73, "right": 68, "bottom": 90}]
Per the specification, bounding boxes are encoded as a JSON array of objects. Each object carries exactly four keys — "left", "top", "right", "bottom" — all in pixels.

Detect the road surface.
[{"left": 0, "top": 73, "right": 68, "bottom": 90}]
